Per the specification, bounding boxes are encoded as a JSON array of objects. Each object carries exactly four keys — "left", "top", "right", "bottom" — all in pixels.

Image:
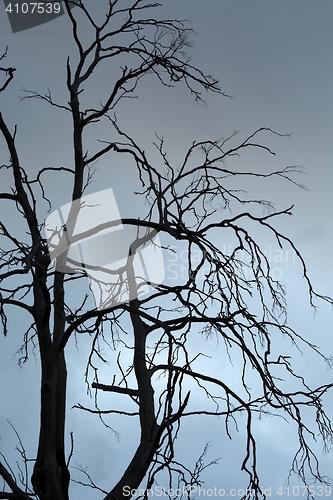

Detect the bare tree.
[{"left": 0, "top": 2, "right": 332, "bottom": 500}]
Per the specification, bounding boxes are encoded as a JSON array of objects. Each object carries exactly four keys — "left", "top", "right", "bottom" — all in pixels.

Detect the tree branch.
[
  {"left": 92, "top": 382, "right": 139, "bottom": 396},
  {"left": 0, "top": 463, "right": 33, "bottom": 500}
]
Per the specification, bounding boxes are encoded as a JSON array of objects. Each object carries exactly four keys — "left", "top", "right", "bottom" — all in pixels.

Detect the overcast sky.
[{"left": 0, "top": 1, "right": 332, "bottom": 499}]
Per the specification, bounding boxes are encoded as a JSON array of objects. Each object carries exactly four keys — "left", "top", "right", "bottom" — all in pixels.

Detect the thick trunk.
[
  {"left": 31, "top": 350, "right": 69, "bottom": 500},
  {"left": 31, "top": 81, "right": 84, "bottom": 499},
  {"left": 32, "top": 270, "right": 69, "bottom": 500}
]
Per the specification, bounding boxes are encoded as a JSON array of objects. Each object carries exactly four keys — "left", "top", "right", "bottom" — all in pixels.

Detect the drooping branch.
[{"left": 0, "top": 462, "right": 33, "bottom": 500}]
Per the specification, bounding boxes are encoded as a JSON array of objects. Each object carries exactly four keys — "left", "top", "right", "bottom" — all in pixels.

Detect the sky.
[{"left": 0, "top": 1, "right": 333, "bottom": 499}]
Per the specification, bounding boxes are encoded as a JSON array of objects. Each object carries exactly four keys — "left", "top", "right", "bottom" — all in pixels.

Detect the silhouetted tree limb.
[
  {"left": 0, "top": 462, "right": 33, "bottom": 500},
  {"left": 0, "top": 48, "right": 16, "bottom": 93}
]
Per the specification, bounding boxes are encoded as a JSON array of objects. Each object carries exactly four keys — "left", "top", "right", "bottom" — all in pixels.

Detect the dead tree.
[{"left": 0, "top": 2, "right": 332, "bottom": 500}]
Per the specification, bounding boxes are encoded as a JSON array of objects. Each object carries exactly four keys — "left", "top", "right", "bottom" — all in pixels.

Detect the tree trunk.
[
  {"left": 104, "top": 425, "right": 161, "bottom": 500},
  {"left": 32, "top": 269, "right": 69, "bottom": 500},
  {"left": 105, "top": 297, "right": 161, "bottom": 500},
  {"left": 31, "top": 348, "right": 69, "bottom": 500}
]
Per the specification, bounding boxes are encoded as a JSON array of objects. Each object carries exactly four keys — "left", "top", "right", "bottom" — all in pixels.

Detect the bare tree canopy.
[{"left": 0, "top": 2, "right": 332, "bottom": 500}]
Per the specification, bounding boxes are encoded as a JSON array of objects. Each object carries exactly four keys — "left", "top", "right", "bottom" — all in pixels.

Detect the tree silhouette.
[{"left": 0, "top": 2, "right": 332, "bottom": 500}]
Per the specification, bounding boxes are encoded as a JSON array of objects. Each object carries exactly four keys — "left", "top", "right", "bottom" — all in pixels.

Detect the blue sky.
[{"left": 0, "top": 1, "right": 333, "bottom": 499}]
